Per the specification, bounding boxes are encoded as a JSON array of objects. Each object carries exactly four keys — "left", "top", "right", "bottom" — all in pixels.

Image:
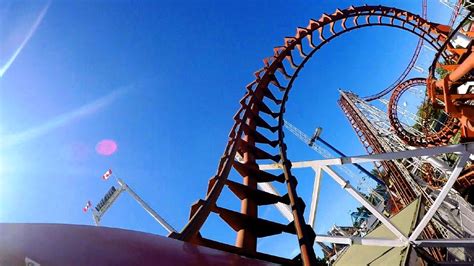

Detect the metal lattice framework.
[
  {"left": 339, "top": 92, "right": 419, "bottom": 208},
  {"left": 169, "top": 5, "right": 456, "bottom": 265},
  {"left": 339, "top": 91, "right": 456, "bottom": 260}
]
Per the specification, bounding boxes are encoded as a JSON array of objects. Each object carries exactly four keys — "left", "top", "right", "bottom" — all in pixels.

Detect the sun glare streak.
[
  {"left": 0, "top": 87, "right": 128, "bottom": 148},
  {"left": 0, "top": 1, "right": 51, "bottom": 78}
]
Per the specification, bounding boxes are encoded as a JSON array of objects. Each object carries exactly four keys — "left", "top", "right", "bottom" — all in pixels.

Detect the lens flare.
[{"left": 95, "top": 139, "right": 118, "bottom": 156}]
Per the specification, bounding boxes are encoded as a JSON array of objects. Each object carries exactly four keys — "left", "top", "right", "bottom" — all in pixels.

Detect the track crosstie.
[{"left": 170, "top": 5, "right": 454, "bottom": 265}]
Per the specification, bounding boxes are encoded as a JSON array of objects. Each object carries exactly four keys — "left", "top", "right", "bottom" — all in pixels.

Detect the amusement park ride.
[{"left": 2, "top": 1, "right": 474, "bottom": 265}]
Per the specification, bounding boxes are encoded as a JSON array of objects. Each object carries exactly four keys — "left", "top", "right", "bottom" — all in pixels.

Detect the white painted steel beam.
[
  {"left": 260, "top": 143, "right": 473, "bottom": 170},
  {"left": 406, "top": 146, "right": 453, "bottom": 173},
  {"left": 259, "top": 161, "right": 315, "bottom": 170},
  {"left": 118, "top": 178, "right": 177, "bottom": 234},
  {"left": 316, "top": 143, "right": 472, "bottom": 167},
  {"left": 409, "top": 153, "right": 470, "bottom": 241},
  {"left": 257, "top": 182, "right": 293, "bottom": 222},
  {"left": 315, "top": 235, "right": 406, "bottom": 247},
  {"left": 413, "top": 238, "right": 474, "bottom": 247},
  {"left": 263, "top": 143, "right": 472, "bottom": 169},
  {"left": 309, "top": 167, "right": 323, "bottom": 228},
  {"left": 321, "top": 165, "right": 408, "bottom": 242},
  {"left": 258, "top": 163, "right": 282, "bottom": 171},
  {"left": 259, "top": 143, "right": 474, "bottom": 249}
]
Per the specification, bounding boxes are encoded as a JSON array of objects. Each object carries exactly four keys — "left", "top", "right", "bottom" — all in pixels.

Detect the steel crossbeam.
[{"left": 259, "top": 143, "right": 472, "bottom": 248}]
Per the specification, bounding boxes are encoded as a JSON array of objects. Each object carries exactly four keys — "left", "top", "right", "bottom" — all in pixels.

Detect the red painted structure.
[{"left": 0, "top": 223, "right": 276, "bottom": 266}]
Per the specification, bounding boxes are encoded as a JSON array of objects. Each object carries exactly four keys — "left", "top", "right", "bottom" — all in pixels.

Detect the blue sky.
[{"left": 0, "top": 0, "right": 452, "bottom": 259}]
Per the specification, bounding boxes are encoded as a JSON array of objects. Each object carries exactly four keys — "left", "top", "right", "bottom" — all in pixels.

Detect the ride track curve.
[
  {"left": 168, "top": 5, "right": 454, "bottom": 265},
  {"left": 388, "top": 78, "right": 460, "bottom": 147},
  {"left": 363, "top": 0, "right": 427, "bottom": 102},
  {"left": 388, "top": 13, "right": 473, "bottom": 148}
]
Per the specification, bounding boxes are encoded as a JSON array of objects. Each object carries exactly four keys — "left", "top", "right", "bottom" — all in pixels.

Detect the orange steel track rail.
[
  {"left": 426, "top": 13, "right": 474, "bottom": 143},
  {"left": 169, "top": 6, "right": 453, "bottom": 265}
]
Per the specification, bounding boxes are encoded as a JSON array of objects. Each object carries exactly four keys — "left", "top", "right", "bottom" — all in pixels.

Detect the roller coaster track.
[
  {"left": 386, "top": 74, "right": 473, "bottom": 207},
  {"left": 448, "top": 0, "right": 464, "bottom": 28},
  {"left": 387, "top": 12, "right": 472, "bottom": 149},
  {"left": 388, "top": 78, "right": 460, "bottom": 147},
  {"left": 429, "top": 11, "right": 472, "bottom": 79},
  {"left": 169, "top": 6, "right": 453, "bottom": 265},
  {"left": 363, "top": 0, "right": 427, "bottom": 102}
]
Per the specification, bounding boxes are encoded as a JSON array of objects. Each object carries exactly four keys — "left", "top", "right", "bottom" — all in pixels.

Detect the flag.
[
  {"left": 102, "top": 169, "right": 112, "bottom": 180},
  {"left": 83, "top": 200, "right": 92, "bottom": 212}
]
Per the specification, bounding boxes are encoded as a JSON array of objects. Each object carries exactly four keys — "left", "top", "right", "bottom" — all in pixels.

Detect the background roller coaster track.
[
  {"left": 388, "top": 78, "right": 460, "bottom": 147},
  {"left": 169, "top": 5, "right": 453, "bottom": 265},
  {"left": 363, "top": 0, "right": 427, "bottom": 102}
]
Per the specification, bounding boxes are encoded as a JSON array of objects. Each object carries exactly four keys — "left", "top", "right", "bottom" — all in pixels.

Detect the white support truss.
[
  {"left": 91, "top": 177, "right": 176, "bottom": 234},
  {"left": 309, "top": 166, "right": 323, "bottom": 228},
  {"left": 259, "top": 142, "right": 474, "bottom": 248}
]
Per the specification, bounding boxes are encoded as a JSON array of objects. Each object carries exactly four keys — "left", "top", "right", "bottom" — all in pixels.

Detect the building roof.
[{"left": 334, "top": 198, "right": 421, "bottom": 266}]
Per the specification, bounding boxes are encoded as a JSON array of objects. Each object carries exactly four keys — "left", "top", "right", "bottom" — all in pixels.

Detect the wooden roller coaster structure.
[{"left": 167, "top": 5, "right": 465, "bottom": 265}]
